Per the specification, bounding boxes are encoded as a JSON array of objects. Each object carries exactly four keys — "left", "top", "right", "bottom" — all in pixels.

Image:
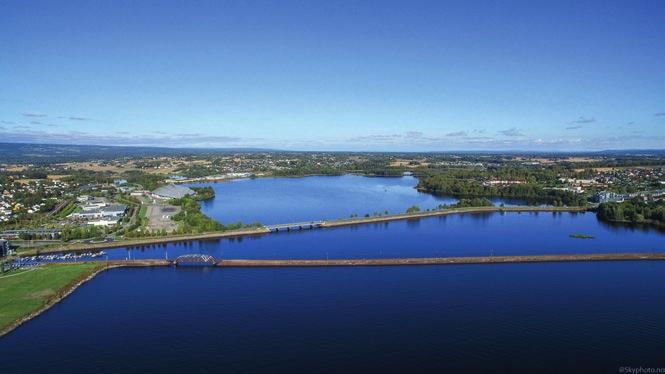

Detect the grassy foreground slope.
[{"left": 0, "top": 263, "right": 104, "bottom": 335}]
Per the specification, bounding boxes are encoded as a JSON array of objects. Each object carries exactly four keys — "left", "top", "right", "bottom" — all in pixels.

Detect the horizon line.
[{"left": 1, "top": 141, "right": 665, "bottom": 155}]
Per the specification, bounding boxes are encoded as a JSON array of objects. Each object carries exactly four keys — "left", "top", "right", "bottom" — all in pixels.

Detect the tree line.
[
  {"left": 418, "top": 174, "right": 587, "bottom": 206},
  {"left": 597, "top": 199, "right": 665, "bottom": 224}
]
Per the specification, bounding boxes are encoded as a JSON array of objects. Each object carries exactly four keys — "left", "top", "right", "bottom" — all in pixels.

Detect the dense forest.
[
  {"left": 450, "top": 198, "right": 494, "bottom": 208},
  {"left": 418, "top": 165, "right": 571, "bottom": 183},
  {"left": 121, "top": 170, "right": 165, "bottom": 191},
  {"left": 418, "top": 172, "right": 588, "bottom": 206},
  {"left": 597, "top": 199, "right": 665, "bottom": 224}
]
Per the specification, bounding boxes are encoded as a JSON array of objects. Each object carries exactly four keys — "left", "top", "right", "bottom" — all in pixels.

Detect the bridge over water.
[
  {"left": 106, "top": 252, "right": 665, "bottom": 268},
  {"left": 265, "top": 221, "right": 324, "bottom": 232},
  {"left": 174, "top": 254, "right": 216, "bottom": 266}
]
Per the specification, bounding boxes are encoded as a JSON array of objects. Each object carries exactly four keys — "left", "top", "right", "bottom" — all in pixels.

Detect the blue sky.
[{"left": 1, "top": 0, "right": 664, "bottom": 151}]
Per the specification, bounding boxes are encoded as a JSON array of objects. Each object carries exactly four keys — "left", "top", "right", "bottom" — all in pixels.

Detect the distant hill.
[
  {"left": 591, "top": 149, "right": 665, "bottom": 156},
  {"left": 0, "top": 142, "right": 277, "bottom": 164},
  {"left": 0, "top": 142, "right": 663, "bottom": 164}
]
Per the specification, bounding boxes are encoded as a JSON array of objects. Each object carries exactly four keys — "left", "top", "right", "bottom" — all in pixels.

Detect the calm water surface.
[
  {"left": 108, "top": 211, "right": 665, "bottom": 260},
  {"left": 188, "top": 175, "right": 524, "bottom": 225},
  {"left": 2, "top": 263, "right": 664, "bottom": 373},
  {"left": 5, "top": 175, "right": 664, "bottom": 373}
]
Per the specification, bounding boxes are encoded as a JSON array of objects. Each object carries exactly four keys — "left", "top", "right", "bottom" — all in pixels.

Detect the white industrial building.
[{"left": 152, "top": 184, "right": 195, "bottom": 199}]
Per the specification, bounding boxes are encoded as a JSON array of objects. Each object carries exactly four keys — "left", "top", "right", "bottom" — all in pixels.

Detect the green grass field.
[
  {"left": 0, "top": 263, "right": 104, "bottom": 333},
  {"left": 138, "top": 205, "right": 148, "bottom": 227},
  {"left": 56, "top": 201, "right": 77, "bottom": 219}
]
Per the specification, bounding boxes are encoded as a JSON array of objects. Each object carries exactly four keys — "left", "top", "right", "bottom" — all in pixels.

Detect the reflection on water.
[
  {"left": 597, "top": 218, "right": 665, "bottom": 234},
  {"left": 98, "top": 212, "right": 665, "bottom": 261},
  {"left": 188, "top": 175, "right": 528, "bottom": 225}
]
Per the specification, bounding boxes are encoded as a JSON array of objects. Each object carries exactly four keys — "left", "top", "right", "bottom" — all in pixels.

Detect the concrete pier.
[{"left": 216, "top": 253, "right": 665, "bottom": 267}]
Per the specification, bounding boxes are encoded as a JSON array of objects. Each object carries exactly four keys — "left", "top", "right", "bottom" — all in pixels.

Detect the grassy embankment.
[
  {"left": 138, "top": 205, "right": 148, "bottom": 226},
  {"left": 0, "top": 263, "right": 105, "bottom": 336},
  {"left": 55, "top": 201, "right": 77, "bottom": 219}
]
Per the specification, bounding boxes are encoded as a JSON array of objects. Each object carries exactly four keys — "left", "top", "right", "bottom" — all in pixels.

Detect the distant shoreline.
[{"left": 176, "top": 172, "right": 409, "bottom": 185}]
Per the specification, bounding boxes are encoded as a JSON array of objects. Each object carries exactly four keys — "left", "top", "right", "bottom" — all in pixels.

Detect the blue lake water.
[
  {"left": 188, "top": 175, "right": 525, "bottom": 225},
  {"left": 2, "top": 263, "right": 665, "bottom": 373},
  {"left": 4, "top": 175, "right": 665, "bottom": 372},
  {"left": 108, "top": 211, "right": 665, "bottom": 260}
]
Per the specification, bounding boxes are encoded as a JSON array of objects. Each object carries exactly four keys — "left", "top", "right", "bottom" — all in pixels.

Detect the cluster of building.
[
  {"left": 593, "top": 167, "right": 664, "bottom": 188},
  {"left": 0, "top": 179, "right": 71, "bottom": 223},
  {"left": 593, "top": 189, "right": 665, "bottom": 203},
  {"left": 555, "top": 178, "right": 599, "bottom": 193},
  {"left": 573, "top": 168, "right": 664, "bottom": 195},
  {"left": 69, "top": 196, "right": 128, "bottom": 226},
  {"left": 0, "top": 198, "right": 12, "bottom": 223},
  {"left": 0, "top": 228, "right": 61, "bottom": 240}
]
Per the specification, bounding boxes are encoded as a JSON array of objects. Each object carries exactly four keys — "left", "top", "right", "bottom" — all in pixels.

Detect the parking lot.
[{"left": 146, "top": 205, "right": 181, "bottom": 233}]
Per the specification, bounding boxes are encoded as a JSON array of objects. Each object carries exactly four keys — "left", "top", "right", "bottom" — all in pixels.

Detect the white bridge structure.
[
  {"left": 174, "top": 254, "right": 217, "bottom": 266},
  {"left": 265, "top": 221, "right": 325, "bottom": 232}
]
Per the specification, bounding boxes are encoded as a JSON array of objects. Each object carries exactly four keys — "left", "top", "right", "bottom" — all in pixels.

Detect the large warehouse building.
[{"left": 152, "top": 184, "right": 195, "bottom": 199}]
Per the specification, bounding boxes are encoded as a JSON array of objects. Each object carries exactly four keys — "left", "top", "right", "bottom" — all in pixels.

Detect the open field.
[
  {"left": 56, "top": 158, "right": 213, "bottom": 175},
  {"left": 15, "top": 179, "right": 41, "bottom": 184},
  {"left": 0, "top": 263, "right": 103, "bottom": 336},
  {"left": 573, "top": 165, "right": 665, "bottom": 173},
  {"left": 59, "top": 162, "right": 128, "bottom": 172},
  {"left": 0, "top": 261, "right": 170, "bottom": 338}
]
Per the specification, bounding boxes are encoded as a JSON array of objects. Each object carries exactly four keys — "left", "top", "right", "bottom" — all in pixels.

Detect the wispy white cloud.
[
  {"left": 498, "top": 127, "right": 524, "bottom": 137},
  {"left": 29, "top": 120, "right": 57, "bottom": 127},
  {"left": 57, "top": 115, "right": 91, "bottom": 121},
  {"left": 1, "top": 127, "right": 663, "bottom": 151},
  {"left": 21, "top": 112, "right": 47, "bottom": 118},
  {"left": 568, "top": 116, "right": 596, "bottom": 124}
]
